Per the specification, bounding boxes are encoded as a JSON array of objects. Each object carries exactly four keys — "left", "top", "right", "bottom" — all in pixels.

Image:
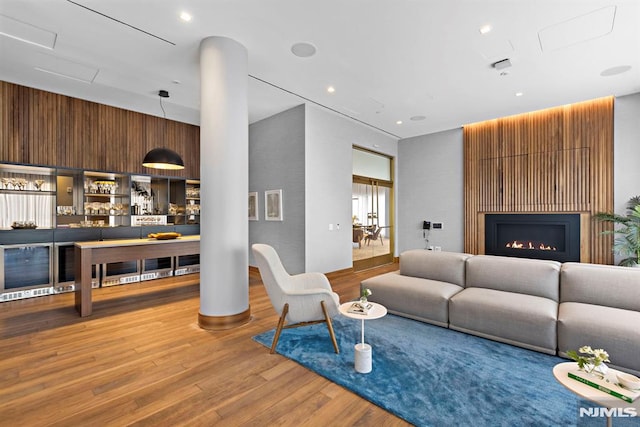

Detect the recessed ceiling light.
[
  {"left": 515, "top": 92, "right": 524, "bottom": 97},
  {"left": 410, "top": 115, "right": 426, "bottom": 121},
  {"left": 180, "top": 12, "right": 192, "bottom": 22},
  {"left": 479, "top": 24, "right": 492, "bottom": 35},
  {"left": 396, "top": 120, "right": 403, "bottom": 125},
  {"left": 327, "top": 86, "right": 335, "bottom": 93},
  {"left": 600, "top": 65, "right": 632, "bottom": 76},
  {"left": 291, "top": 42, "right": 317, "bottom": 58}
]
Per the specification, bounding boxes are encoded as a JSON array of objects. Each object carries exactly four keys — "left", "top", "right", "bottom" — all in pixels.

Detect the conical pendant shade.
[{"left": 142, "top": 147, "right": 184, "bottom": 170}]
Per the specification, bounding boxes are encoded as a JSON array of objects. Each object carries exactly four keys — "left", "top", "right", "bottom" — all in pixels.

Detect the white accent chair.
[{"left": 251, "top": 243, "right": 340, "bottom": 354}]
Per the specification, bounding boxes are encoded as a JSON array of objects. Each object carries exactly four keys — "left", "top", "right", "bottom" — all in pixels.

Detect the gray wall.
[
  {"left": 248, "top": 104, "right": 306, "bottom": 273},
  {"left": 248, "top": 103, "right": 398, "bottom": 274},
  {"left": 397, "top": 128, "right": 464, "bottom": 254},
  {"left": 305, "top": 104, "right": 398, "bottom": 272},
  {"left": 613, "top": 92, "right": 640, "bottom": 264}
]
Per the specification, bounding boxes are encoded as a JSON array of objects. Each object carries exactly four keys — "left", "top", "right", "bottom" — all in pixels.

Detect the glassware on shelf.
[
  {"left": 57, "top": 206, "right": 76, "bottom": 215},
  {"left": 16, "top": 178, "right": 27, "bottom": 190},
  {"left": 93, "top": 180, "right": 117, "bottom": 194},
  {"left": 34, "top": 179, "right": 46, "bottom": 191},
  {"left": 186, "top": 204, "right": 200, "bottom": 215},
  {"left": 186, "top": 186, "right": 200, "bottom": 198}
]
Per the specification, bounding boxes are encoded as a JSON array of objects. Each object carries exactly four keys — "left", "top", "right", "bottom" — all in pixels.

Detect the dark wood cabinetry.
[{"left": 0, "top": 81, "right": 200, "bottom": 178}]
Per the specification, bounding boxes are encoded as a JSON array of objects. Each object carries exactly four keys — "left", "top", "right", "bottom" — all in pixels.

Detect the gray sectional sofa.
[{"left": 361, "top": 250, "right": 640, "bottom": 376}]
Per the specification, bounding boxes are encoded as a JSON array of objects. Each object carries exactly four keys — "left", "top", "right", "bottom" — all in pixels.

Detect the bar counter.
[{"left": 74, "top": 235, "right": 200, "bottom": 317}]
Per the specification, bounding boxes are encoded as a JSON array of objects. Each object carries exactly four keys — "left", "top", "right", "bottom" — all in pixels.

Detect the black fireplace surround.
[{"left": 484, "top": 214, "right": 580, "bottom": 262}]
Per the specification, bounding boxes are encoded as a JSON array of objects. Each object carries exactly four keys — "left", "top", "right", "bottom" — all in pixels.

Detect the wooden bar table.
[{"left": 74, "top": 235, "right": 200, "bottom": 317}]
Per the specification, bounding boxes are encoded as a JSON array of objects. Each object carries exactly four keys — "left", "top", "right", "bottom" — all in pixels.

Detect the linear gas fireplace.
[{"left": 484, "top": 214, "right": 581, "bottom": 262}]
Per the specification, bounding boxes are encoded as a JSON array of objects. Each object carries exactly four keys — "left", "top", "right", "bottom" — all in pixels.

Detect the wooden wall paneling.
[
  {"left": 85, "top": 97, "right": 99, "bottom": 171},
  {"left": 126, "top": 110, "right": 144, "bottom": 175},
  {"left": 55, "top": 94, "right": 68, "bottom": 168},
  {"left": 590, "top": 98, "right": 614, "bottom": 264},
  {"left": 0, "top": 83, "right": 6, "bottom": 160},
  {"left": 0, "top": 82, "right": 6, "bottom": 160},
  {"left": 105, "top": 103, "right": 117, "bottom": 170},
  {"left": 16, "top": 84, "right": 27, "bottom": 163},
  {"left": 71, "top": 96, "right": 84, "bottom": 169},
  {"left": 463, "top": 96, "right": 614, "bottom": 264},
  {"left": 580, "top": 213, "right": 591, "bottom": 263},
  {"left": 167, "top": 120, "right": 184, "bottom": 177},
  {"left": 44, "top": 90, "right": 58, "bottom": 165},
  {"left": 30, "top": 88, "right": 46, "bottom": 165},
  {"left": 0, "top": 82, "right": 199, "bottom": 178},
  {"left": 30, "top": 85, "right": 38, "bottom": 162},
  {"left": 463, "top": 126, "right": 478, "bottom": 254}
]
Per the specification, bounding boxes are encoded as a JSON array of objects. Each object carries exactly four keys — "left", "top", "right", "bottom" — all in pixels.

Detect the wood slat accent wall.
[
  {"left": 0, "top": 81, "right": 200, "bottom": 178},
  {"left": 463, "top": 97, "right": 614, "bottom": 264}
]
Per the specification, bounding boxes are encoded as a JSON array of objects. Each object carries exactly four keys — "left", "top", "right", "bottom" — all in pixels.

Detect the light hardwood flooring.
[
  {"left": 0, "top": 263, "right": 410, "bottom": 426},
  {"left": 352, "top": 236, "right": 391, "bottom": 262}
]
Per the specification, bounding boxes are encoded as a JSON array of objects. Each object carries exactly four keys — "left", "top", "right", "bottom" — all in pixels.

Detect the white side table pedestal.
[
  {"left": 355, "top": 343, "right": 372, "bottom": 373},
  {"left": 339, "top": 302, "right": 387, "bottom": 374}
]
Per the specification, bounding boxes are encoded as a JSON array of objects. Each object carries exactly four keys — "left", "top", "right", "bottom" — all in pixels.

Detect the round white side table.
[
  {"left": 339, "top": 301, "right": 387, "bottom": 373},
  {"left": 553, "top": 362, "right": 640, "bottom": 427}
]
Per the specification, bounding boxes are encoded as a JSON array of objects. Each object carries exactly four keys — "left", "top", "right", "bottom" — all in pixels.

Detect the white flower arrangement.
[
  {"left": 359, "top": 288, "right": 372, "bottom": 304},
  {"left": 567, "top": 346, "right": 610, "bottom": 377}
]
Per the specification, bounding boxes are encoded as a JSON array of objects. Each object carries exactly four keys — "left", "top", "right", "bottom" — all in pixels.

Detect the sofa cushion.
[
  {"left": 449, "top": 287, "right": 558, "bottom": 354},
  {"left": 399, "top": 250, "right": 471, "bottom": 287},
  {"left": 465, "top": 255, "right": 561, "bottom": 301},
  {"left": 560, "top": 262, "right": 640, "bottom": 312},
  {"left": 558, "top": 302, "right": 640, "bottom": 376},
  {"left": 361, "top": 271, "right": 464, "bottom": 327}
]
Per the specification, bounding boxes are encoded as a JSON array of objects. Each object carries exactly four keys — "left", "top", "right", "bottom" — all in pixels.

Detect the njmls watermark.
[{"left": 579, "top": 407, "right": 638, "bottom": 418}]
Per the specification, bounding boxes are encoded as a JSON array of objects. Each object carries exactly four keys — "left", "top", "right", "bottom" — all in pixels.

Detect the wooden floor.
[
  {"left": 0, "top": 263, "right": 411, "bottom": 426},
  {"left": 352, "top": 237, "right": 391, "bottom": 262}
]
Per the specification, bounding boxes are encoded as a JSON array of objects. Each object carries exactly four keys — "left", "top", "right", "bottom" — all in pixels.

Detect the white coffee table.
[
  {"left": 553, "top": 362, "right": 640, "bottom": 427},
  {"left": 339, "top": 301, "right": 387, "bottom": 373}
]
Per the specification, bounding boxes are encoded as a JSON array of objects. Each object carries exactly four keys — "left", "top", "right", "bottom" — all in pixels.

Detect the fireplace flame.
[{"left": 506, "top": 240, "right": 557, "bottom": 251}]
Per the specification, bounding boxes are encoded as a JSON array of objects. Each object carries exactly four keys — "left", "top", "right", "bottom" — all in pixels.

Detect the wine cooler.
[{"left": 1, "top": 243, "right": 53, "bottom": 302}]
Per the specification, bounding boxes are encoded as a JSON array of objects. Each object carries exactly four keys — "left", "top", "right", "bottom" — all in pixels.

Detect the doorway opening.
[{"left": 352, "top": 148, "right": 394, "bottom": 271}]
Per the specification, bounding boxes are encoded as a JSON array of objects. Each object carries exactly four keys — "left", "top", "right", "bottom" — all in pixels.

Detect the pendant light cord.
[{"left": 159, "top": 96, "right": 167, "bottom": 119}]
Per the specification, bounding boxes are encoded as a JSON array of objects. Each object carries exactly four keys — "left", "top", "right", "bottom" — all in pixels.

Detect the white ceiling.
[{"left": 1, "top": 0, "right": 639, "bottom": 139}]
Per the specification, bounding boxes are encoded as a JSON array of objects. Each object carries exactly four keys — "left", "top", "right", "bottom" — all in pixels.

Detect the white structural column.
[{"left": 198, "top": 36, "right": 250, "bottom": 329}]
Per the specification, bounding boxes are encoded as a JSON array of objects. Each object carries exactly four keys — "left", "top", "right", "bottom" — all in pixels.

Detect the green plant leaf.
[{"left": 595, "top": 196, "right": 640, "bottom": 265}]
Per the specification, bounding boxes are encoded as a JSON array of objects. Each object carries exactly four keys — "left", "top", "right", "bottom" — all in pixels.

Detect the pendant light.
[{"left": 142, "top": 90, "right": 185, "bottom": 170}]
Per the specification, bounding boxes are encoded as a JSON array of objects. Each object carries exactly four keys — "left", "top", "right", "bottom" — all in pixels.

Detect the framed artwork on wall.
[
  {"left": 265, "top": 189, "right": 283, "bottom": 221},
  {"left": 248, "top": 192, "right": 258, "bottom": 221}
]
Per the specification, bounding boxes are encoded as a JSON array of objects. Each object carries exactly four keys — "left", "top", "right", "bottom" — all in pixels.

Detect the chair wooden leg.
[
  {"left": 321, "top": 300, "right": 339, "bottom": 354},
  {"left": 271, "top": 303, "right": 289, "bottom": 354}
]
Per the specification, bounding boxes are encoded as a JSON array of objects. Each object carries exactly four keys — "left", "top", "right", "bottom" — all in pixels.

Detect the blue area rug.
[{"left": 253, "top": 314, "right": 638, "bottom": 427}]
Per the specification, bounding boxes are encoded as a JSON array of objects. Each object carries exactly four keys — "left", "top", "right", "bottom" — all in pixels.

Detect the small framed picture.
[
  {"left": 248, "top": 192, "right": 258, "bottom": 221},
  {"left": 265, "top": 189, "right": 283, "bottom": 221}
]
